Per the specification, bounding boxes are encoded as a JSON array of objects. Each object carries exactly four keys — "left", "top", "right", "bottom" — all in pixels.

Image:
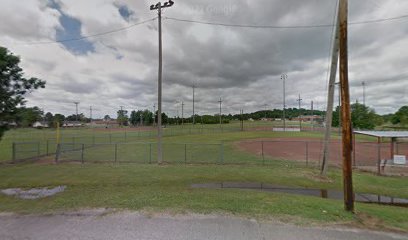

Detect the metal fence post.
[
  {"left": 46, "top": 140, "right": 49, "bottom": 156},
  {"left": 305, "top": 142, "right": 309, "bottom": 167},
  {"left": 55, "top": 144, "right": 60, "bottom": 164},
  {"left": 114, "top": 143, "right": 118, "bottom": 163},
  {"left": 81, "top": 144, "right": 85, "bottom": 164},
  {"left": 149, "top": 143, "right": 152, "bottom": 164},
  {"left": 37, "top": 142, "right": 41, "bottom": 159},
  {"left": 352, "top": 135, "right": 356, "bottom": 167},
  {"left": 185, "top": 144, "right": 187, "bottom": 164},
  {"left": 262, "top": 141, "right": 265, "bottom": 165},
  {"left": 377, "top": 141, "right": 381, "bottom": 175},
  {"left": 12, "top": 142, "right": 16, "bottom": 163},
  {"left": 219, "top": 142, "right": 224, "bottom": 164}
]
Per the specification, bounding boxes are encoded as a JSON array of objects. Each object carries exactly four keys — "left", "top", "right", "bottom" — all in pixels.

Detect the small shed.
[{"left": 354, "top": 131, "right": 408, "bottom": 174}]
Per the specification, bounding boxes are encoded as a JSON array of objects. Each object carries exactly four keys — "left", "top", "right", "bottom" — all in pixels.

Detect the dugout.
[{"left": 354, "top": 131, "right": 408, "bottom": 175}]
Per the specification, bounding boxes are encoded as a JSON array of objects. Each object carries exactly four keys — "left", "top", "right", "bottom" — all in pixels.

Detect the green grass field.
[
  {"left": 0, "top": 164, "right": 407, "bottom": 231},
  {"left": 0, "top": 120, "right": 342, "bottom": 163},
  {"left": 1, "top": 123, "right": 406, "bottom": 231},
  {"left": 0, "top": 121, "right": 312, "bottom": 162}
]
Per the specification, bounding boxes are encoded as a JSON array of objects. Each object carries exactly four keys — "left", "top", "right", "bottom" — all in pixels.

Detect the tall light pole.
[
  {"left": 311, "top": 101, "right": 314, "bottom": 131},
  {"left": 192, "top": 84, "right": 195, "bottom": 125},
  {"left": 263, "top": 104, "right": 268, "bottom": 119},
  {"left": 119, "top": 106, "right": 124, "bottom": 127},
  {"left": 150, "top": 0, "right": 174, "bottom": 164},
  {"left": 321, "top": 3, "right": 340, "bottom": 176},
  {"left": 90, "top": 106, "right": 93, "bottom": 127},
  {"left": 73, "top": 102, "right": 79, "bottom": 123},
  {"left": 181, "top": 101, "right": 184, "bottom": 127},
  {"left": 153, "top": 104, "right": 156, "bottom": 126},
  {"left": 218, "top": 97, "right": 222, "bottom": 128},
  {"left": 281, "top": 74, "right": 287, "bottom": 131},
  {"left": 362, "top": 81, "right": 366, "bottom": 106},
  {"left": 297, "top": 94, "right": 302, "bottom": 130}
]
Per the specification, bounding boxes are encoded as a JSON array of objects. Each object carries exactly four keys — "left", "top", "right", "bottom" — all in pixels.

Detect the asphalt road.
[{"left": 0, "top": 210, "right": 406, "bottom": 240}]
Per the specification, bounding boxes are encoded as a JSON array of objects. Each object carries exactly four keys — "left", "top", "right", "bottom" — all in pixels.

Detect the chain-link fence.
[
  {"left": 55, "top": 142, "right": 224, "bottom": 165},
  {"left": 237, "top": 140, "right": 408, "bottom": 174}
]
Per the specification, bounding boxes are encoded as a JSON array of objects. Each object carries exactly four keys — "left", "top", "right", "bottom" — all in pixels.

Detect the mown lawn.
[{"left": 0, "top": 163, "right": 407, "bottom": 232}]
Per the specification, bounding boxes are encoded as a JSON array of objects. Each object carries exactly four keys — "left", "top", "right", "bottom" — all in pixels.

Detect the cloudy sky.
[{"left": 1, "top": 0, "right": 407, "bottom": 118}]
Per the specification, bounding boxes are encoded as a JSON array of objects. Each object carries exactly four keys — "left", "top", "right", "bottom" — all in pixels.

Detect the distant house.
[
  {"left": 260, "top": 118, "right": 273, "bottom": 122},
  {"left": 292, "top": 115, "right": 323, "bottom": 122},
  {"left": 32, "top": 121, "right": 49, "bottom": 128},
  {"left": 92, "top": 120, "right": 119, "bottom": 128},
  {"left": 63, "top": 121, "right": 84, "bottom": 127}
]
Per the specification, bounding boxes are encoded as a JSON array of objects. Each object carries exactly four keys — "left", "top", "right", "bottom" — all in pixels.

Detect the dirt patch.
[{"left": 235, "top": 138, "right": 408, "bottom": 173}]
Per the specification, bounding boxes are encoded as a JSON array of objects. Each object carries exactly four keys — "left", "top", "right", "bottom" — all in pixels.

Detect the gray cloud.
[{"left": 1, "top": 0, "right": 407, "bottom": 118}]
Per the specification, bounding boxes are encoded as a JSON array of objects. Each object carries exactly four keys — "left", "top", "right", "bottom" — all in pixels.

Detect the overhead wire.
[
  {"left": 17, "top": 17, "right": 157, "bottom": 45},
  {"left": 164, "top": 13, "right": 408, "bottom": 29},
  {"left": 14, "top": 12, "right": 408, "bottom": 46}
]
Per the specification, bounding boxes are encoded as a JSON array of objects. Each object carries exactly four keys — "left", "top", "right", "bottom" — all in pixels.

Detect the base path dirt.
[{"left": 235, "top": 138, "right": 408, "bottom": 168}]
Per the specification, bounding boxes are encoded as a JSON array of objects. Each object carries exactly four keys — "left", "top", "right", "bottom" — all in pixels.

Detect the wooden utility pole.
[
  {"left": 321, "top": 5, "right": 340, "bottom": 176},
  {"left": 150, "top": 0, "right": 174, "bottom": 164},
  {"left": 339, "top": 0, "right": 354, "bottom": 212}
]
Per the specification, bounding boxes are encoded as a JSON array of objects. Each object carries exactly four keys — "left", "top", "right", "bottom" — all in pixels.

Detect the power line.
[
  {"left": 14, "top": 12, "right": 408, "bottom": 46},
  {"left": 18, "top": 18, "right": 157, "bottom": 45},
  {"left": 165, "top": 13, "right": 408, "bottom": 29},
  {"left": 165, "top": 17, "right": 333, "bottom": 29}
]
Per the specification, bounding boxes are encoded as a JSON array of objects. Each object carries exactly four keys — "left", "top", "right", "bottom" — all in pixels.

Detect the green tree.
[
  {"left": 53, "top": 114, "right": 65, "bottom": 127},
  {"left": 143, "top": 109, "right": 153, "bottom": 125},
  {"left": 332, "top": 106, "right": 341, "bottom": 127},
  {"left": 333, "top": 103, "right": 381, "bottom": 130},
  {"left": 45, "top": 112, "right": 54, "bottom": 127},
  {"left": 117, "top": 110, "right": 128, "bottom": 126},
  {"left": 15, "top": 107, "right": 43, "bottom": 127},
  {"left": 130, "top": 110, "right": 141, "bottom": 126},
  {"left": 154, "top": 112, "right": 168, "bottom": 125},
  {"left": 392, "top": 106, "right": 408, "bottom": 126},
  {"left": 1, "top": 47, "right": 45, "bottom": 138}
]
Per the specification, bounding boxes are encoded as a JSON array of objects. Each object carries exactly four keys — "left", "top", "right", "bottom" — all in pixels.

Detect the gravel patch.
[{"left": 1, "top": 186, "right": 66, "bottom": 199}]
